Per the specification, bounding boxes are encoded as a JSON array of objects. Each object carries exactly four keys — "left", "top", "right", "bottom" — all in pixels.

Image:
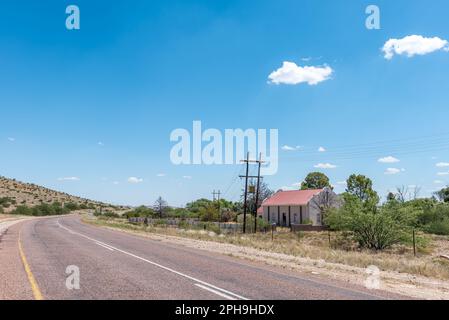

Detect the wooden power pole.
[
  {"left": 254, "top": 153, "right": 263, "bottom": 233},
  {"left": 240, "top": 153, "right": 264, "bottom": 234}
]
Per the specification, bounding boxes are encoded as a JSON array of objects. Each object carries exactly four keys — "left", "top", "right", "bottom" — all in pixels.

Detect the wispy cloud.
[
  {"left": 437, "top": 171, "right": 449, "bottom": 176},
  {"left": 314, "top": 163, "right": 337, "bottom": 169},
  {"left": 57, "top": 177, "right": 80, "bottom": 181},
  {"left": 98, "top": 141, "right": 104, "bottom": 146},
  {"left": 436, "top": 162, "right": 449, "bottom": 168},
  {"left": 7, "top": 137, "right": 15, "bottom": 142},
  {"left": 268, "top": 61, "right": 333, "bottom": 85},
  {"left": 128, "top": 177, "right": 143, "bottom": 184},
  {"left": 383, "top": 35, "right": 449, "bottom": 59},
  {"left": 156, "top": 173, "right": 166, "bottom": 177},
  {"left": 378, "top": 156, "right": 400, "bottom": 163},
  {"left": 281, "top": 145, "right": 301, "bottom": 151},
  {"left": 434, "top": 180, "right": 444, "bottom": 184},
  {"left": 385, "top": 168, "right": 405, "bottom": 175},
  {"left": 183, "top": 175, "right": 192, "bottom": 179},
  {"left": 318, "top": 146, "right": 326, "bottom": 152}
]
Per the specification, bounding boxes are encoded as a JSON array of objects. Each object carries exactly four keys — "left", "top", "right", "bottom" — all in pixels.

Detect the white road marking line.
[
  {"left": 194, "top": 284, "right": 237, "bottom": 300},
  {"left": 95, "top": 242, "right": 114, "bottom": 251},
  {"left": 57, "top": 219, "right": 249, "bottom": 300}
]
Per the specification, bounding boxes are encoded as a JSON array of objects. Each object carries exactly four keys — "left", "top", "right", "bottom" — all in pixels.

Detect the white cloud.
[
  {"left": 291, "top": 182, "right": 302, "bottom": 187},
  {"left": 318, "top": 146, "right": 326, "bottom": 152},
  {"left": 437, "top": 171, "right": 449, "bottom": 176},
  {"left": 183, "top": 175, "right": 192, "bottom": 179},
  {"left": 314, "top": 163, "right": 337, "bottom": 169},
  {"left": 98, "top": 141, "right": 104, "bottom": 146},
  {"left": 268, "top": 61, "right": 333, "bottom": 85},
  {"left": 156, "top": 173, "right": 166, "bottom": 177},
  {"left": 383, "top": 35, "right": 449, "bottom": 59},
  {"left": 434, "top": 180, "right": 444, "bottom": 184},
  {"left": 384, "top": 168, "right": 405, "bottom": 175},
  {"left": 128, "top": 177, "right": 143, "bottom": 184},
  {"left": 7, "top": 137, "right": 15, "bottom": 142},
  {"left": 282, "top": 145, "right": 301, "bottom": 151},
  {"left": 337, "top": 181, "right": 347, "bottom": 185},
  {"left": 281, "top": 145, "right": 295, "bottom": 151},
  {"left": 57, "top": 177, "right": 80, "bottom": 181},
  {"left": 378, "top": 156, "right": 400, "bottom": 163},
  {"left": 113, "top": 181, "right": 119, "bottom": 185},
  {"left": 436, "top": 162, "right": 449, "bottom": 167}
]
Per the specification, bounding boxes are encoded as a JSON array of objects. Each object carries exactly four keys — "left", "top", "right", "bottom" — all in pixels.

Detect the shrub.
[
  {"left": 326, "top": 197, "right": 411, "bottom": 250},
  {"left": 64, "top": 202, "right": 79, "bottom": 211},
  {"left": 424, "top": 218, "right": 449, "bottom": 235},
  {"left": 124, "top": 206, "right": 154, "bottom": 218},
  {"left": 11, "top": 205, "right": 33, "bottom": 216},
  {"left": 103, "top": 211, "right": 120, "bottom": 218},
  {"left": 199, "top": 204, "right": 219, "bottom": 222}
]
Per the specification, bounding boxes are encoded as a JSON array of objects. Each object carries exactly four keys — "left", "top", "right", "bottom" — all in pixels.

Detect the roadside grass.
[{"left": 83, "top": 215, "right": 449, "bottom": 281}]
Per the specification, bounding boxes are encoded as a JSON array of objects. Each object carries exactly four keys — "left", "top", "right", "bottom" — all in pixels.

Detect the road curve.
[{"left": 0, "top": 215, "right": 407, "bottom": 300}]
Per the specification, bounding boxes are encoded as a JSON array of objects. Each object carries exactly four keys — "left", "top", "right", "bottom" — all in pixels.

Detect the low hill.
[{"left": 0, "top": 176, "right": 125, "bottom": 213}]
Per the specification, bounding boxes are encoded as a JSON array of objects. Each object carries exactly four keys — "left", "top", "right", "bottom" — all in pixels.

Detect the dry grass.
[{"left": 85, "top": 216, "right": 449, "bottom": 281}]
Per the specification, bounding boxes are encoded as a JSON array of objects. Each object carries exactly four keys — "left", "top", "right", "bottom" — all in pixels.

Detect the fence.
[
  {"left": 290, "top": 224, "right": 329, "bottom": 232},
  {"left": 128, "top": 217, "right": 242, "bottom": 233}
]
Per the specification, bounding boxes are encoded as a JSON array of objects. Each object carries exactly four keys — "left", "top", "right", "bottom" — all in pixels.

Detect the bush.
[
  {"left": 124, "top": 206, "right": 154, "bottom": 218},
  {"left": 326, "top": 197, "right": 411, "bottom": 250},
  {"left": 11, "top": 205, "right": 33, "bottom": 216},
  {"left": 199, "top": 204, "right": 219, "bottom": 222},
  {"left": 424, "top": 218, "right": 449, "bottom": 235},
  {"left": 10, "top": 202, "right": 72, "bottom": 216},
  {"left": 64, "top": 202, "right": 79, "bottom": 211},
  {"left": 103, "top": 211, "right": 120, "bottom": 218}
]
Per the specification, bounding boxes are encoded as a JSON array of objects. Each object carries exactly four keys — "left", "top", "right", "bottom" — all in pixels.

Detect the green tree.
[
  {"left": 301, "top": 172, "right": 331, "bottom": 190},
  {"left": 346, "top": 174, "right": 377, "bottom": 202},
  {"left": 326, "top": 196, "right": 410, "bottom": 250},
  {"left": 386, "top": 192, "right": 396, "bottom": 202},
  {"left": 199, "top": 203, "right": 219, "bottom": 222},
  {"left": 434, "top": 187, "right": 449, "bottom": 203}
]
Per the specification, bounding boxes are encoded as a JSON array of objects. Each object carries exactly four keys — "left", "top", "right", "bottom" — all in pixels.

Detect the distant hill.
[{"left": 0, "top": 176, "right": 126, "bottom": 213}]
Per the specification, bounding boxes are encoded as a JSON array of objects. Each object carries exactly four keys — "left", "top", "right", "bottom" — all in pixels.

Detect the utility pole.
[
  {"left": 254, "top": 153, "right": 263, "bottom": 233},
  {"left": 212, "top": 190, "right": 221, "bottom": 221},
  {"left": 239, "top": 153, "right": 264, "bottom": 234},
  {"left": 242, "top": 152, "right": 249, "bottom": 234}
]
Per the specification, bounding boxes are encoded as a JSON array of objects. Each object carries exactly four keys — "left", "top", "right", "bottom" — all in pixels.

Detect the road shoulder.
[{"left": 0, "top": 221, "right": 35, "bottom": 300}]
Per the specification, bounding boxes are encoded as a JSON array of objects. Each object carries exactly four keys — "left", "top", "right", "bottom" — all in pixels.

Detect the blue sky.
[{"left": 1, "top": 0, "right": 449, "bottom": 206}]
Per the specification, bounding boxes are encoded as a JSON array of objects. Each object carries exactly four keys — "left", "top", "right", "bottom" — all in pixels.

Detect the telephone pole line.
[
  {"left": 212, "top": 190, "right": 221, "bottom": 201},
  {"left": 212, "top": 190, "right": 221, "bottom": 220},
  {"left": 239, "top": 152, "right": 264, "bottom": 234},
  {"left": 254, "top": 153, "right": 263, "bottom": 233}
]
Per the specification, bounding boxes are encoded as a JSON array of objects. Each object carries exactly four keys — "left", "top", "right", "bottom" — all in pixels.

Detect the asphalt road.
[{"left": 0, "top": 215, "right": 407, "bottom": 300}]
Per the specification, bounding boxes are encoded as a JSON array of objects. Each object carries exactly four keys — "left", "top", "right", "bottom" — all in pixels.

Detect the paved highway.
[{"left": 0, "top": 215, "right": 406, "bottom": 300}]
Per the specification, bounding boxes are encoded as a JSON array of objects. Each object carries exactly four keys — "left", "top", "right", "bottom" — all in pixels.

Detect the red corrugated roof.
[{"left": 261, "top": 189, "right": 323, "bottom": 206}]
